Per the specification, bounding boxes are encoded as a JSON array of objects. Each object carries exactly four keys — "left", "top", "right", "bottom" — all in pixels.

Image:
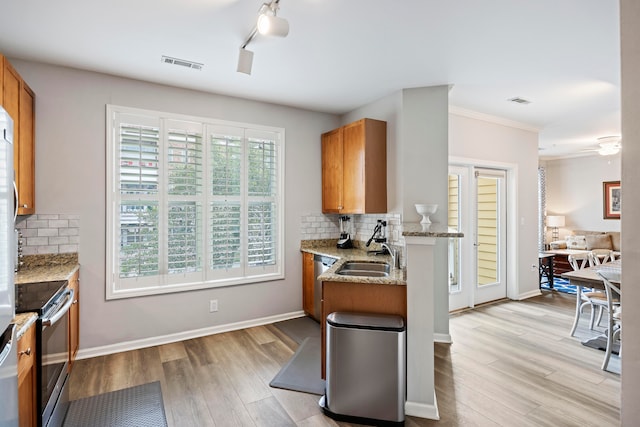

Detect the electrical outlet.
[{"left": 209, "top": 299, "right": 218, "bottom": 312}]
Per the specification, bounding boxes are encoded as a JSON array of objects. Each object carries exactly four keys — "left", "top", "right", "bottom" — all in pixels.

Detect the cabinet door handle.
[
  {"left": 21, "top": 204, "right": 28, "bottom": 208},
  {"left": 19, "top": 348, "right": 31, "bottom": 356}
]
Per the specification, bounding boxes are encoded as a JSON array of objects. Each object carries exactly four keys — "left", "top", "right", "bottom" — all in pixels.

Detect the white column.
[{"left": 404, "top": 235, "right": 439, "bottom": 420}]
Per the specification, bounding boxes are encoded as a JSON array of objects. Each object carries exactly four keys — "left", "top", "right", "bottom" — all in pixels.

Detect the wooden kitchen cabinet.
[
  {"left": 320, "top": 281, "right": 406, "bottom": 378},
  {"left": 302, "top": 252, "right": 314, "bottom": 318},
  {"left": 68, "top": 270, "right": 80, "bottom": 372},
  {"left": 321, "top": 118, "right": 387, "bottom": 214},
  {"left": 1, "top": 54, "right": 36, "bottom": 215},
  {"left": 17, "top": 321, "right": 37, "bottom": 427}
]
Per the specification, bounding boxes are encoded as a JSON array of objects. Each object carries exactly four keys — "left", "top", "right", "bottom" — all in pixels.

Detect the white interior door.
[{"left": 448, "top": 166, "right": 507, "bottom": 311}]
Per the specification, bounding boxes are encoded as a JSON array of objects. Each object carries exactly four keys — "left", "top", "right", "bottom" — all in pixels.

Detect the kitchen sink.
[{"left": 336, "top": 261, "right": 390, "bottom": 277}]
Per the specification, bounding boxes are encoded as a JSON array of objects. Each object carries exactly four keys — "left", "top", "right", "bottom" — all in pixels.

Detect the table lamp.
[{"left": 546, "top": 215, "right": 565, "bottom": 241}]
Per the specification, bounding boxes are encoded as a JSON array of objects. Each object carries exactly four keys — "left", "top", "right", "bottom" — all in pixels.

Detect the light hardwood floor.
[{"left": 68, "top": 291, "right": 620, "bottom": 426}]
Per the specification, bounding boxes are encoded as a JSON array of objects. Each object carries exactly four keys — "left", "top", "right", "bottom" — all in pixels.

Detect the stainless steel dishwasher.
[{"left": 313, "top": 254, "right": 336, "bottom": 321}]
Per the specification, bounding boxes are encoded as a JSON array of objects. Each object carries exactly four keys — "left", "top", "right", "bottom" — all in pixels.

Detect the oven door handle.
[{"left": 42, "top": 289, "right": 74, "bottom": 327}]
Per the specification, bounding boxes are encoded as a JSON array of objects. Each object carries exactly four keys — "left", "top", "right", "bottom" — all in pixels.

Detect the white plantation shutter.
[
  {"left": 119, "top": 122, "right": 160, "bottom": 195},
  {"left": 107, "top": 106, "right": 284, "bottom": 298},
  {"left": 208, "top": 127, "right": 243, "bottom": 278},
  {"left": 165, "top": 121, "right": 204, "bottom": 282},
  {"left": 246, "top": 129, "right": 278, "bottom": 273},
  {"left": 114, "top": 114, "right": 162, "bottom": 289},
  {"left": 119, "top": 201, "right": 159, "bottom": 278}
]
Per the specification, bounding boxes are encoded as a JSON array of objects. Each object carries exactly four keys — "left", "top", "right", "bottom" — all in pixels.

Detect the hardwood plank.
[
  {"left": 245, "top": 325, "right": 279, "bottom": 345},
  {"left": 193, "top": 364, "right": 257, "bottom": 426},
  {"left": 67, "top": 291, "right": 620, "bottom": 427},
  {"left": 158, "top": 341, "right": 188, "bottom": 362},
  {"left": 265, "top": 323, "right": 299, "bottom": 352},
  {"left": 99, "top": 351, "right": 143, "bottom": 393},
  {"left": 296, "top": 413, "right": 339, "bottom": 427},
  {"left": 270, "top": 387, "right": 325, "bottom": 424},
  {"left": 68, "top": 355, "right": 106, "bottom": 400},
  {"left": 245, "top": 396, "right": 297, "bottom": 427},
  {"left": 209, "top": 331, "right": 273, "bottom": 404},
  {"left": 162, "top": 357, "right": 215, "bottom": 426},
  {"left": 184, "top": 336, "right": 221, "bottom": 367}
]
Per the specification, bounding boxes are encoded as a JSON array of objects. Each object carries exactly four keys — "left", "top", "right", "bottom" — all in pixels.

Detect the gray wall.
[
  {"left": 343, "top": 86, "right": 451, "bottom": 337},
  {"left": 621, "top": 0, "right": 639, "bottom": 424},
  {"left": 544, "top": 155, "right": 621, "bottom": 234},
  {"left": 10, "top": 58, "right": 547, "bottom": 362},
  {"left": 449, "top": 112, "right": 540, "bottom": 298},
  {"left": 12, "top": 59, "right": 339, "bottom": 350}
]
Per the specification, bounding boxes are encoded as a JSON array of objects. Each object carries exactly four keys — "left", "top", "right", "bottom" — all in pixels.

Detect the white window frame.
[{"left": 106, "top": 105, "right": 285, "bottom": 299}]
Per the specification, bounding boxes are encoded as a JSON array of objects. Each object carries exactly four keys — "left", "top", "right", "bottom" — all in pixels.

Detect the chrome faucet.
[{"left": 381, "top": 243, "right": 400, "bottom": 269}]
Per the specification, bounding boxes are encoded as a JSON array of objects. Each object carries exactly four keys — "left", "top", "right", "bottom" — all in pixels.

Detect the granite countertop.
[
  {"left": 402, "top": 222, "right": 464, "bottom": 238},
  {"left": 15, "top": 253, "right": 80, "bottom": 285},
  {"left": 12, "top": 253, "right": 80, "bottom": 337},
  {"left": 300, "top": 240, "right": 406, "bottom": 285},
  {"left": 12, "top": 312, "right": 38, "bottom": 339}
]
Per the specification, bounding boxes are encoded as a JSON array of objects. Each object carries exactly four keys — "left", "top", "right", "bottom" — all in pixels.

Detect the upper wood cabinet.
[
  {"left": 2, "top": 55, "right": 35, "bottom": 215},
  {"left": 321, "top": 118, "right": 387, "bottom": 214}
]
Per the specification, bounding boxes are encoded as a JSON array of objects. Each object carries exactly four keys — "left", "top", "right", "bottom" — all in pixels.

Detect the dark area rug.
[
  {"left": 541, "top": 277, "right": 578, "bottom": 294},
  {"left": 270, "top": 316, "right": 324, "bottom": 395},
  {"left": 582, "top": 335, "right": 620, "bottom": 355},
  {"left": 63, "top": 381, "right": 168, "bottom": 427}
]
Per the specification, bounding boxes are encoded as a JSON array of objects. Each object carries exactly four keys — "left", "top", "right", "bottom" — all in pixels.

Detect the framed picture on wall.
[{"left": 603, "top": 180, "right": 621, "bottom": 219}]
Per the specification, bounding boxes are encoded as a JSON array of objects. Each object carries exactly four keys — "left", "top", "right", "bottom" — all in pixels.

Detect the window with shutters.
[{"left": 106, "top": 106, "right": 284, "bottom": 299}]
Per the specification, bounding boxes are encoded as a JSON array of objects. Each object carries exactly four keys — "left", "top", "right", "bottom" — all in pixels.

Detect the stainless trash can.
[{"left": 320, "top": 312, "right": 406, "bottom": 426}]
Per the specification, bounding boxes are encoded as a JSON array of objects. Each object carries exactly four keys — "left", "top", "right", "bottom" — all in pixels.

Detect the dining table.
[{"left": 561, "top": 259, "right": 621, "bottom": 290}]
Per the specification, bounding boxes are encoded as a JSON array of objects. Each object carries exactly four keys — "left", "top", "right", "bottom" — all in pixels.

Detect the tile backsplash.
[
  {"left": 300, "top": 212, "right": 403, "bottom": 246},
  {"left": 15, "top": 214, "right": 80, "bottom": 255}
]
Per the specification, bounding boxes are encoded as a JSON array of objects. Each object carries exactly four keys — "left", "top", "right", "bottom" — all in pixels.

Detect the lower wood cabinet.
[
  {"left": 302, "top": 253, "right": 314, "bottom": 318},
  {"left": 68, "top": 270, "right": 80, "bottom": 371},
  {"left": 320, "top": 281, "right": 406, "bottom": 378},
  {"left": 17, "top": 321, "right": 36, "bottom": 427}
]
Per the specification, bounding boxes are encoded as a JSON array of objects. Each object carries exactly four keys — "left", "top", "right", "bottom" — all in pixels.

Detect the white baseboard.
[
  {"left": 516, "top": 289, "right": 543, "bottom": 300},
  {"left": 405, "top": 392, "right": 440, "bottom": 420},
  {"left": 434, "top": 333, "right": 452, "bottom": 343},
  {"left": 76, "top": 310, "right": 306, "bottom": 360}
]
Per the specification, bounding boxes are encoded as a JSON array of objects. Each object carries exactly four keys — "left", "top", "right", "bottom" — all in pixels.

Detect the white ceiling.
[{"left": 0, "top": 0, "right": 620, "bottom": 159}]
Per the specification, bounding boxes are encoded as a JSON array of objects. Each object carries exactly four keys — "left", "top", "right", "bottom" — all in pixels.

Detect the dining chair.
[
  {"left": 589, "top": 249, "right": 615, "bottom": 265},
  {"left": 596, "top": 269, "right": 622, "bottom": 371},
  {"left": 568, "top": 253, "right": 607, "bottom": 336}
]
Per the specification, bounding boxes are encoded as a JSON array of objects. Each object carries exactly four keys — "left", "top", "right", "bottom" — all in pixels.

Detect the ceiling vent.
[
  {"left": 161, "top": 56, "right": 203, "bottom": 71},
  {"left": 507, "top": 97, "right": 531, "bottom": 105}
]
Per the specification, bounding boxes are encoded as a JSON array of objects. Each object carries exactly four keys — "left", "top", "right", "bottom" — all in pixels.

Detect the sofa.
[{"left": 547, "top": 230, "right": 620, "bottom": 276}]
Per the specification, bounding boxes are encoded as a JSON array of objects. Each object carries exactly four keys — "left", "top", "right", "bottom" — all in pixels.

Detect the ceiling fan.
[{"left": 580, "top": 136, "right": 622, "bottom": 156}]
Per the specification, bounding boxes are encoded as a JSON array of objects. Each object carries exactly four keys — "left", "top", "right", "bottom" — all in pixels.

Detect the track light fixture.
[
  {"left": 237, "top": 48, "right": 254, "bottom": 75},
  {"left": 237, "top": 0, "right": 288, "bottom": 75}
]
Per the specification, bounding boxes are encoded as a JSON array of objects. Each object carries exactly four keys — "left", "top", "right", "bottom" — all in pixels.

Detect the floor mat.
[
  {"left": 63, "top": 381, "right": 168, "bottom": 427},
  {"left": 273, "top": 316, "right": 320, "bottom": 344},
  {"left": 269, "top": 336, "right": 325, "bottom": 395}
]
